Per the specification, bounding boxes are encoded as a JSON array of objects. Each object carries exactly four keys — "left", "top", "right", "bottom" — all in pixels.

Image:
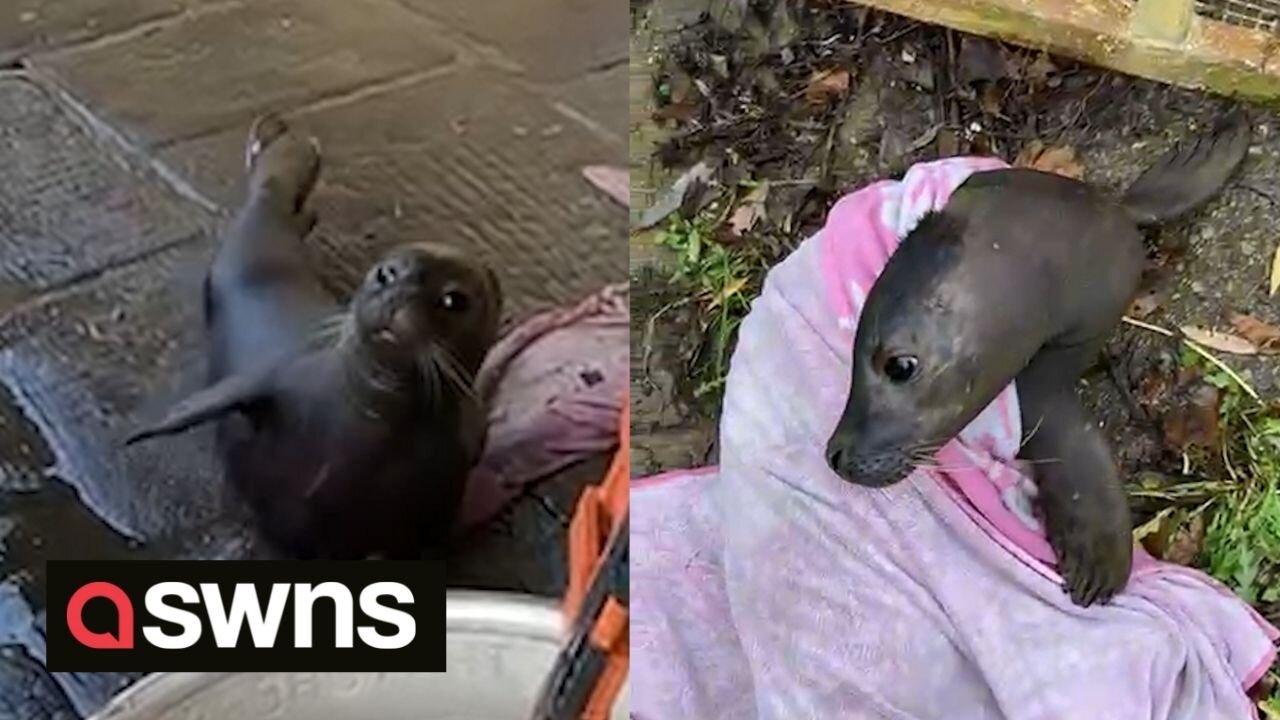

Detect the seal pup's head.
[
  {"left": 348, "top": 242, "right": 502, "bottom": 395},
  {"left": 824, "top": 209, "right": 1041, "bottom": 487}
]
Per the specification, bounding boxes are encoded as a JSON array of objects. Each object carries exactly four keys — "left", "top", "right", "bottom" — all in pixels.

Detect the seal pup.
[
  {"left": 127, "top": 115, "right": 502, "bottom": 560},
  {"left": 826, "top": 116, "right": 1251, "bottom": 606}
]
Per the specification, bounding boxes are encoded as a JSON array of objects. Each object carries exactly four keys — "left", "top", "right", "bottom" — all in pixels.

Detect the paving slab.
[
  {"left": 0, "top": 76, "right": 211, "bottom": 305},
  {"left": 0, "top": 242, "right": 226, "bottom": 543},
  {"left": 0, "top": 0, "right": 187, "bottom": 61},
  {"left": 158, "top": 67, "right": 628, "bottom": 317},
  {"left": 543, "top": 64, "right": 629, "bottom": 149},
  {"left": 396, "top": 0, "right": 627, "bottom": 82},
  {"left": 32, "top": 0, "right": 457, "bottom": 149}
]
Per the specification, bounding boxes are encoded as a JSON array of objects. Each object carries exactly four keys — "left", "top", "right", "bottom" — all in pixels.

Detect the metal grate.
[{"left": 1196, "top": 0, "right": 1280, "bottom": 32}]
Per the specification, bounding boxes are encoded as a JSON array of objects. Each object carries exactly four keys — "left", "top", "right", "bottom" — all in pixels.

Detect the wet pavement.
[{"left": 0, "top": 0, "right": 625, "bottom": 715}]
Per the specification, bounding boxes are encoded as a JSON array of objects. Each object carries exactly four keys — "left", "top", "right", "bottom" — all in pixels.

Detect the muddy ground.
[{"left": 628, "top": 5, "right": 1280, "bottom": 681}]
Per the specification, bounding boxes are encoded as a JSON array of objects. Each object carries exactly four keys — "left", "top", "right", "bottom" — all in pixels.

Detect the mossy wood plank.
[{"left": 850, "top": 0, "right": 1280, "bottom": 103}]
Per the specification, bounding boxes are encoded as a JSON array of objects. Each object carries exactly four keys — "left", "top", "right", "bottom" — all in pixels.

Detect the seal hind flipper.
[
  {"left": 1121, "top": 112, "right": 1250, "bottom": 226},
  {"left": 125, "top": 372, "right": 270, "bottom": 445}
]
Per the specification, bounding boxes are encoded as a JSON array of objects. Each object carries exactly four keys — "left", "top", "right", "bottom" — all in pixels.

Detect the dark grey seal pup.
[
  {"left": 128, "top": 116, "right": 501, "bottom": 560},
  {"left": 826, "top": 116, "right": 1251, "bottom": 607}
]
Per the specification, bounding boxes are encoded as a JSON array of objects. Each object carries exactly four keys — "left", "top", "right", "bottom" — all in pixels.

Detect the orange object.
[
  {"left": 530, "top": 396, "right": 629, "bottom": 720},
  {"left": 566, "top": 401, "right": 628, "bottom": 719}
]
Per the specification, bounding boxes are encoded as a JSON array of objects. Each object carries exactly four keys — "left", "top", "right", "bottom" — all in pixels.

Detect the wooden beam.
[
  {"left": 849, "top": 0, "right": 1280, "bottom": 103},
  {"left": 1130, "top": 0, "right": 1194, "bottom": 45}
]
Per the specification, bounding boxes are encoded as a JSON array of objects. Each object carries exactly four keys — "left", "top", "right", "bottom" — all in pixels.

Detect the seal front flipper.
[
  {"left": 1121, "top": 112, "right": 1250, "bottom": 227},
  {"left": 124, "top": 371, "right": 271, "bottom": 446},
  {"left": 1016, "top": 346, "right": 1133, "bottom": 607},
  {"left": 245, "top": 113, "right": 322, "bottom": 215}
]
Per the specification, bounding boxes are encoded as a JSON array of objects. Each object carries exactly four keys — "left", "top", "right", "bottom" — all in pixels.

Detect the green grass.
[
  {"left": 651, "top": 215, "right": 767, "bottom": 401},
  {"left": 1162, "top": 349, "right": 1280, "bottom": 710},
  {"left": 1177, "top": 349, "right": 1280, "bottom": 607}
]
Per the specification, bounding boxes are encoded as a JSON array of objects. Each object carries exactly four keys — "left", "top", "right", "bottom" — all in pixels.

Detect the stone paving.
[{"left": 0, "top": 0, "right": 625, "bottom": 714}]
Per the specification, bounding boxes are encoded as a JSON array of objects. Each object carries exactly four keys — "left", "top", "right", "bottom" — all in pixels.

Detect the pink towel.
[
  {"left": 632, "top": 157, "right": 1278, "bottom": 719},
  {"left": 457, "top": 283, "right": 628, "bottom": 530}
]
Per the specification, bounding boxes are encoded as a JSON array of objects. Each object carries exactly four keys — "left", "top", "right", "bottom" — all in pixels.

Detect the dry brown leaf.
[
  {"left": 1127, "top": 289, "right": 1163, "bottom": 319},
  {"left": 1135, "top": 368, "right": 1171, "bottom": 407},
  {"left": 957, "top": 37, "right": 1007, "bottom": 85},
  {"left": 978, "top": 84, "right": 1002, "bottom": 116},
  {"left": 805, "top": 68, "right": 851, "bottom": 107},
  {"left": 1162, "top": 385, "right": 1221, "bottom": 450},
  {"left": 1270, "top": 243, "right": 1280, "bottom": 296},
  {"left": 1014, "top": 141, "right": 1084, "bottom": 180},
  {"left": 709, "top": 276, "right": 749, "bottom": 311},
  {"left": 1229, "top": 312, "right": 1280, "bottom": 354},
  {"left": 724, "top": 182, "right": 770, "bottom": 240},
  {"left": 1163, "top": 513, "right": 1206, "bottom": 566},
  {"left": 1024, "top": 53, "right": 1058, "bottom": 87},
  {"left": 1179, "top": 326, "right": 1259, "bottom": 355}
]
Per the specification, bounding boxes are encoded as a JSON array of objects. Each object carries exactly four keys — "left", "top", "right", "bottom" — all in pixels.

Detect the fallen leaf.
[
  {"left": 936, "top": 128, "right": 960, "bottom": 156},
  {"left": 1162, "top": 384, "right": 1221, "bottom": 450},
  {"left": 652, "top": 101, "right": 701, "bottom": 123},
  {"left": 1014, "top": 141, "right": 1084, "bottom": 180},
  {"left": 1229, "top": 312, "right": 1280, "bottom": 354},
  {"left": 1127, "top": 289, "right": 1163, "bottom": 319},
  {"left": 1133, "top": 506, "right": 1175, "bottom": 544},
  {"left": 978, "top": 84, "right": 1002, "bottom": 116},
  {"left": 633, "top": 161, "right": 715, "bottom": 231},
  {"left": 582, "top": 166, "right": 629, "bottom": 208},
  {"left": 708, "top": 276, "right": 749, "bottom": 311},
  {"left": 878, "top": 126, "right": 910, "bottom": 169},
  {"left": 1135, "top": 368, "right": 1171, "bottom": 407},
  {"left": 1163, "top": 513, "right": 1205, "bottom": 566},
  {"left": 957, "top": 37, "right": 1007, "bottom": 85},
  {"left": 1024, "top": 53, "right": 1058, "bottom": 88},
  {"left": 805, "top": 68, "right": 851, "bottom": 107},
  {"left": 724, "top": 182, "right": 770, "bottom": 239},
  {"left": 1179, "top": 326, "right": 1259, "bottom": 355},
  {"left": 1271, "top": 243, "right": 1280, "bottom": 296}
]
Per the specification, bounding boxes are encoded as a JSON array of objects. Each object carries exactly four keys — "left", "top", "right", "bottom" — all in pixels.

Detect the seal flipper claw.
[
  {"left": 245, "top": 113, "right": 322, "bottom": 213},
  {"left": 1121, "top": 111, "right": 1250, "bottom": 226}
]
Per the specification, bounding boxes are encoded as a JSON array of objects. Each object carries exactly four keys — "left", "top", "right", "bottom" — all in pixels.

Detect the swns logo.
[{"left": 47, "top": 560, "right": 444, "bottom": 671}]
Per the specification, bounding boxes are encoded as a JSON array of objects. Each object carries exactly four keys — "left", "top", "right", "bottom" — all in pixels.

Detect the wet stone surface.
[
  {"left": 35, "top": 0, "right": 458, "bottom": 148},
  {"left": 158, "top": 67, "right": 628, "bottom": 319},
  {"left": 0, "top": 0, "right": 627, "bottom": 713}
]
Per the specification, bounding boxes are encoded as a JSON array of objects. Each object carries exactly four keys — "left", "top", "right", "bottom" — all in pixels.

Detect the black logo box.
[{"left": 47, "top": 560, "right": 445, "bottom": 672}]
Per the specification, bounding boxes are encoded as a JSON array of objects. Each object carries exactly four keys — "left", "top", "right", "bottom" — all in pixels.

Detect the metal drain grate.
[{"left": 1196, "top": 0, "right": 1280, "bottom": 32}]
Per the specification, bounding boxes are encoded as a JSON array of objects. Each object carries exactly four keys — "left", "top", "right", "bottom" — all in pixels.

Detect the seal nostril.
[
  {"left": 374, "top": 263, "right": 397, "bottom": 288},
  {"left": 827, "top": 445, "right": 847, "bottom": 474}
]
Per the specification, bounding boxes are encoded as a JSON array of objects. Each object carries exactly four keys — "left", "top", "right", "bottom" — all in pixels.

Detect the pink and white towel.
[{"left": 631, "top": 157, "right": 1279, "bottom": 719}]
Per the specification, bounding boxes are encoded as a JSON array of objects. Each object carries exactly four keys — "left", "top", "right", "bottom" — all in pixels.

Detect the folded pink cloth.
[
  {"left": 457, "top": 283, "right": 628, "bottom": 530},
  {"left": 632, "top": 157, "right": 1278, "bottom": 719}
]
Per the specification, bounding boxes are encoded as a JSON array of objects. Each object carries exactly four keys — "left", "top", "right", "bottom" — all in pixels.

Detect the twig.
[
  {"left": 1121, "top": 316, "right": 1260, "bottom": 402},
  {"left": 1239, "top": 182, "right": 1280, "bottom": 209}
]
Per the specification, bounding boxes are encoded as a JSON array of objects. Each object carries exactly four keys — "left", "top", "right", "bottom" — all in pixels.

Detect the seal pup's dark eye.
[
  {"left": 439, "top": 289, "right": 470, "bottom": 312},
  {"left": 883, "top": 355, "right": 919, "bottom": 383}
]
